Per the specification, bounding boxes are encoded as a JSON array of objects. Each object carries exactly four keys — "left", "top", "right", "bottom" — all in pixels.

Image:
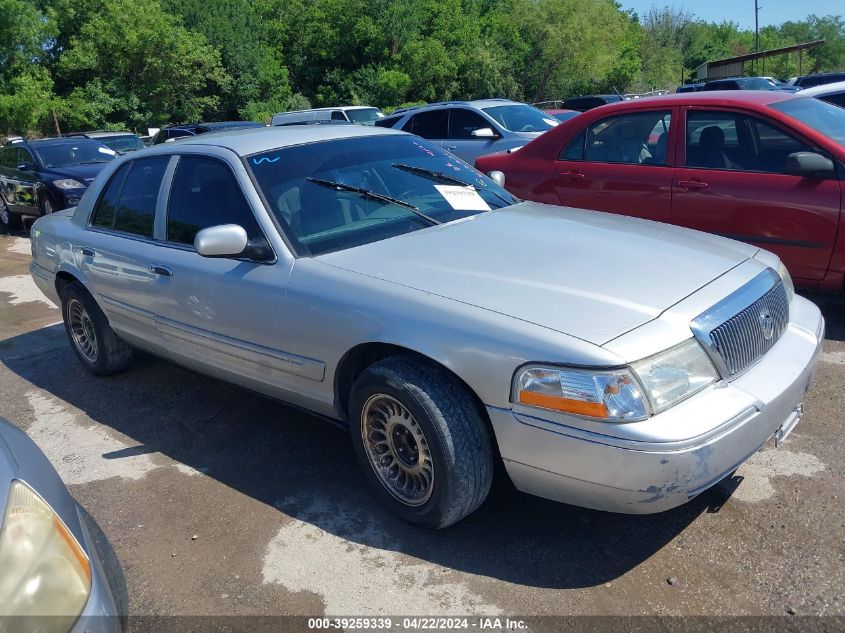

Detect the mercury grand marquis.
[{"left": 29, "top": 125, "right": 824, "bottom": 528}]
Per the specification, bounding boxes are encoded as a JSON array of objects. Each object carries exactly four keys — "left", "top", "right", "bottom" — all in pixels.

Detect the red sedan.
[{"left": 476, "top": 92, "right": 845, "bottom": 291}]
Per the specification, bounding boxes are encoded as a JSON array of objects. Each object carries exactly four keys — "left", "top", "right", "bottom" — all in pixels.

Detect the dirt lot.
[{"left": 1, "top": 229, "right": 843, "bottom": 627}]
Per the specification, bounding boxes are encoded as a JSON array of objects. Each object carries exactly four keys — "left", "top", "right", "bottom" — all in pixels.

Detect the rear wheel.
[
  {"left": 60, "top": 282, "right": 133, "bottom": 375},
  {"left": 0, "top": 198, "right": 22, "bottom": 231},
  {"left": 349, "top": 356, "right": 493, "bottom": 528}
]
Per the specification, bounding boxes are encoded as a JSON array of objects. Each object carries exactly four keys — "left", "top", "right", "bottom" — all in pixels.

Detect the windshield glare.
[
  {"left": 346, "top": 108, "right": 384, "bottom": 125},
  {"left": 34, "top": 141, "right": 116, "bottom": 168},
  {"left": 770, "top": 97, "right": 845, "bottom": 146},
  {"left": 482, "top": 104, "right": 559, "bottom": 133},
  {"left": 248, "top": 135, "right": 516, "bottom": 256}
]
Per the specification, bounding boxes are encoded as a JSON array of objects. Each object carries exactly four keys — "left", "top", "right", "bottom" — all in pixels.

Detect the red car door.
[
  {"left": 671, "top": 106, "right": 841, "bottom": 282},
  {"left": 552, "top": 108, "right": 676, "bottom": 223}
]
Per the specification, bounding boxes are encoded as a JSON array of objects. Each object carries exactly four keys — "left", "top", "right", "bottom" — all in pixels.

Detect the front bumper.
[{"left": 489, "top": 295, "right": 824, "bottom": 514}]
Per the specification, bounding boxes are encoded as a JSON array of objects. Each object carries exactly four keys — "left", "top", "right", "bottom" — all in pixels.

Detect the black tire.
[
  {"left": 39, "top": 193, "right": 56, "bottom": 216},
  {"left": 0, "top": 198, "right": 22, "bottom": 231},
  {"left": 60, "top": 282, "right": 133, "bottom": 375},
  {"left": 349, "top": 356, "right": 493, "bottom": 528}
]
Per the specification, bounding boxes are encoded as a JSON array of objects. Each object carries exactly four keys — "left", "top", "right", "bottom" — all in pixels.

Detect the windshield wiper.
[
  {"left": 306, "top": 177, "right": 440, "bottom": 225},
  {"left": 391, "top": 163, "right": 515, "bottom": 207}
]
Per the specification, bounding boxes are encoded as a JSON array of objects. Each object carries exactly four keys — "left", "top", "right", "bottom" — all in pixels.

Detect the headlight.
[
  {"left": 513, "top": 365, "right": 649, "bottom": 421},
  {"left": 631, "top": 339, "right": 719, "bottom": 413},
  {"left": 777, "top": 262, "right": 794, "bottom": 304},
  {"left": 0, "top": 480, "right": 91, "bottom": 621},
  {"left": 51, "top": 179, "right": 85, "bottom": 190}
]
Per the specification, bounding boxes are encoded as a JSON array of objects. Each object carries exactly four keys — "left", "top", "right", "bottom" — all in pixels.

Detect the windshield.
[
  {"left": 481, "top": 104, "right": 559, "bottom": 133},
  {"left": 99, "top": 134, "right": 145, "bottom": 153},
  {"left": 34, "top": 140, "right": 116, "bottom": 168},
  {"left": 248, "top": 135, "right": 516, "bottom": 256},
  {"left": 346, "top": 108, "right": 384, "bottom": 125},
  {"left": 769, "top": 97, "right": 845, "bottom": 147}
]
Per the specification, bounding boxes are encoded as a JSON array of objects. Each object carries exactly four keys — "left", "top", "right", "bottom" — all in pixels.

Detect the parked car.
[
  {"left": 789, "top": 72, "right": 845, "bottom": 89},
  {"left": 64, "top": 131, "right": 146, "bottom": 154},
  {"left": 0, "top": 416, "right": 122, "bottom": 631},
  {"left": 799, "top": 80, "right": 845, "bottom": 108},
  {"left": 29, "top": 125, "right": 823, "bottom": 528},
  {"left": 271, "top": 106, "right": 385, "bottom": 127},
  {"left": 0, "top": 138, "right": 116, "bottom": 230},
  {"left": 677, "top": 83, "right": 705, "bottom": 93},
  {"left": 560, "top": 94, "right": 625, "bottom": 112},
  {"left": 476, "top": 92, "right": 845, "bottom": 292},
  {"left": 374, "top": 99, "right": 559, "bottom": 163},
  {"left": 150, "top": 121, "right": 265, "bottom": 145},
  {"left": 542, "top": 108, "right": 580, "bottom": 123},
  {"left": 702, "top": 77, "right": 798, "bottom": 92}
]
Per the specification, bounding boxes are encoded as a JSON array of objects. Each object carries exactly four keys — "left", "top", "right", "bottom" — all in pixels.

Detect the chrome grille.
[{"left": 691, "top": 269, "right": 789, "bottom": 379}]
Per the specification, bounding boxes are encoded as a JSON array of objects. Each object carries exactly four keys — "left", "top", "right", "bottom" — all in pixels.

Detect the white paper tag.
[
  {"left": 434, "top": 185, "right": 491, "bottom": 211},
  {"left": 98, "top": 146, "right": 117, "bottom": 156}
]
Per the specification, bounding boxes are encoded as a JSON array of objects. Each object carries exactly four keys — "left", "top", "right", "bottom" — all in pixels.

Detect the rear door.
[
  {"left": 552, "top": 108, "right": 676, "bottom": 222},
  {"left": 671, "top": 107, "right": 842, "bottom": 282}
]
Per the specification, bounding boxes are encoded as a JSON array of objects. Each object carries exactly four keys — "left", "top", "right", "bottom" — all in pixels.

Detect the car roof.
[
  {"left": 175, "top": 123, "right": 405, "bottom": 156},
  {"left": 586, "top": 90, "right": 796, "bottom": 111},
  {"left": 799, "top": 80, "right": 845, "bottom": 97},
  {"left": 390, "top": 99, "right": 523, "bottom": 115},
  {"left": 28, "top": 137, "right": 107, "bottom": 147}
]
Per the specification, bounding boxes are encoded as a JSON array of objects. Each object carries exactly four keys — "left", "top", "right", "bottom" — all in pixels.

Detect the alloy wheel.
[{"left": 67, "top": 298, "right": 98, "bottom": 363}]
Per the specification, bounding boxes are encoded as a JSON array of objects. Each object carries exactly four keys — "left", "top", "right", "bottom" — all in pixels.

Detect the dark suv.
[
  {"left": 0, "top": 138, "right": 116, "bottom": 230},
  {"left": 151, "top": 121, "right": 265, "bottom": 145}
]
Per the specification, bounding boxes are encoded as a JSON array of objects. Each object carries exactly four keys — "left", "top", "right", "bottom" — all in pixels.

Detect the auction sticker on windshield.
[{"left": 434, "top": 185, "right": 491, "bottom": 211}]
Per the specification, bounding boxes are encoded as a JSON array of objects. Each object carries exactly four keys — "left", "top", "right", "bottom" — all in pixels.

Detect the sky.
[{"left": 619, "top": 0, "right": 842, "bottom": 30}]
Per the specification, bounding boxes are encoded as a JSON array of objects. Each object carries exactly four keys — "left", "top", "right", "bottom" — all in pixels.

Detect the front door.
[
  {"left": 552, "top": 109, "right": 675, "bottom": 223},
  {"left": 671, "top": 107, "right": 842, "bottom": 282},
  {"left": 441, "top": 108, "right": 501, "bottom": 164}
]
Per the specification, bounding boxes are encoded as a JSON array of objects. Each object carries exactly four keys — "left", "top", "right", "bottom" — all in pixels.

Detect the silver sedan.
[{"left": 29, "top": 126, "right": 824, "bottom": 528}]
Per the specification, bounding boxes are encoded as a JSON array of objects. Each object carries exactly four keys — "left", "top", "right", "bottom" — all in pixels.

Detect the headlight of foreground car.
[
  {"left": 777, "top": 261, "right": 795, "bottom": 304},
  {"left": 515, "top": 339, "right": 719, "bottom": 420},
  {"left": 0, "top": 480, "right": 91, "bottom": 623},
  {"left": 51, "top": 179, "right": 85, "bottom": 190}
]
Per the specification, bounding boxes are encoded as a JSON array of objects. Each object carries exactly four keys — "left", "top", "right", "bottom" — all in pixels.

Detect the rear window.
[{"left": 90, "top": 156, "right": 169, "bottom": 237}]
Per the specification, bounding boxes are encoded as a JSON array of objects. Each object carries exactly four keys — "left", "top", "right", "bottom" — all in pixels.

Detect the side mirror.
[
  {"left": 471, "top": 127, "right": 499, "bottom": 139},
  {"left": 488, "top": 171, "right": 506, "bottom": 187},
  {"left": 16, "top": 162, "right": 35, "bottom": 171},
  {"left": 194, "top": 224, "right": 248, "bottom": 258},
  {"left": 786, "top": 152, "right": 835, "bottom": 178}
]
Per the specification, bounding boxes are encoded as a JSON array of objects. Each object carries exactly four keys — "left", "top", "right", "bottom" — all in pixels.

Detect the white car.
[
  {"left": 798, "top": 80, "right": 845, "bottom": 108},
  {"left": 271, "top": 106, "right": 385, "bottom": 127}
]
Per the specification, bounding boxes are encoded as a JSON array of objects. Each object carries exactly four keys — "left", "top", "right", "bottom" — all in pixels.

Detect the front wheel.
[
  {"left": 349, "top": 356, "right": 493, "bottom": 528},
  {"left": 60, "top": 282, "right": 133, "bottom": 375}
]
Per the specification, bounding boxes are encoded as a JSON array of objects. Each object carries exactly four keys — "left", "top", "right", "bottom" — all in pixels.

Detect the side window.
[
  {"left": 402, "top": 110, "right": 448, "bottom": 139},
  {"left": 559, "top": 129, "right": 585, "bottom": 160},
  {"left": 17, "top": 148, "right": 34, "bottom": 167},
  {"left": 448, "top": 109, "right": 492, "bottom": 139},
  {"left": 821, "top": 93, "right": 845, "bottom": 108},
  {"left": 686, "top": 110, "right": 814, "bottom": 174},
  {"left": 374, "top": 115, "right": 402, "bottom": 129},
  {"left": 91, "top": 163, "right": 132, "bottom": 229},
  {"left": 578, "top": 111, "right": 672, "bottom": 165},
  {"left": 166, "top": 155, "right": 262, "bottom": 246},
  {"left": 112, "top": 156, "right": 169, "bottom": 237},
  {"left": 0, "top": 148, "right": 17, "bottom": 168},
  {"left": 331, "top": 110, "right": 346, "bottom": 121}
]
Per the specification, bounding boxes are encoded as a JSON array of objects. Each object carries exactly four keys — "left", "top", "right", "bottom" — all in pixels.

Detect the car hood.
[
  {"left": 318, "top": 202, "right": 758, "bottom": 345},
  {"left": 43, "top": 163, "right": 111, "bottom": 185}
]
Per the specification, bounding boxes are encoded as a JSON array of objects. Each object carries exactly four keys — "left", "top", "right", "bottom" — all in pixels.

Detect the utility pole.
[{"left": 754, "top": 0, "right": 761, "bottom": 73}]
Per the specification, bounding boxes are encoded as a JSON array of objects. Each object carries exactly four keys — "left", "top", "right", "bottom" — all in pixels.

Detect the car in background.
[
  {"left": 374, "top": 99, "right": 559, "bottom": 163},
  {"left": 789, "top": 72, "right": 845, "bottom": 89},
  {"left": 677, "top": 83, "right": 705, "bottom": 93},
  {"left": 799, "top": 80, "right": 845, "bottom": 108},
  {"left": 0, "top": 417, "right": 122, "bottom": 631},
  {"left": 475, "top": 92, "right": 845, "bottom": 292},
  {"left": 151, "top": 121, "right": 265, "bottom": 145},
  {"left": 0, "top": 137, "right": 116, "bottom": 230},
  {"left": 542, "top": 108, "right": 580, "bottom": 123},
  {"left": 28, "top": 124, "right": 824, "bottom": 527},
  {"left": 702, "top": 77, "right": 799, "bottom": 92},
  {"left": 64, "top": 131, "right": 146, "bottom": 154},
  {"left": 560, "top": 94, "right": 625, "bottom": 112},
  {"left": 271, "top": 106, "right": 385, "bottom": 127}
]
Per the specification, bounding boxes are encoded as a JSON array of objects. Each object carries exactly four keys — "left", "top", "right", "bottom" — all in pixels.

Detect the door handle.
[
  {"left": 149, "top": 264, "right": 173, "bottom": 277},
  {"left": 676, "top": 180, "right": 708, "bottom": 190},
  {"left": 560, "top": 170, "right": 585, "bottom": 181},
  {"left": 445, "top": 145, "right": 457, "bottom": 150},
  {"left": 80, "top": 247, "right": 95, "bottom": 257}
]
